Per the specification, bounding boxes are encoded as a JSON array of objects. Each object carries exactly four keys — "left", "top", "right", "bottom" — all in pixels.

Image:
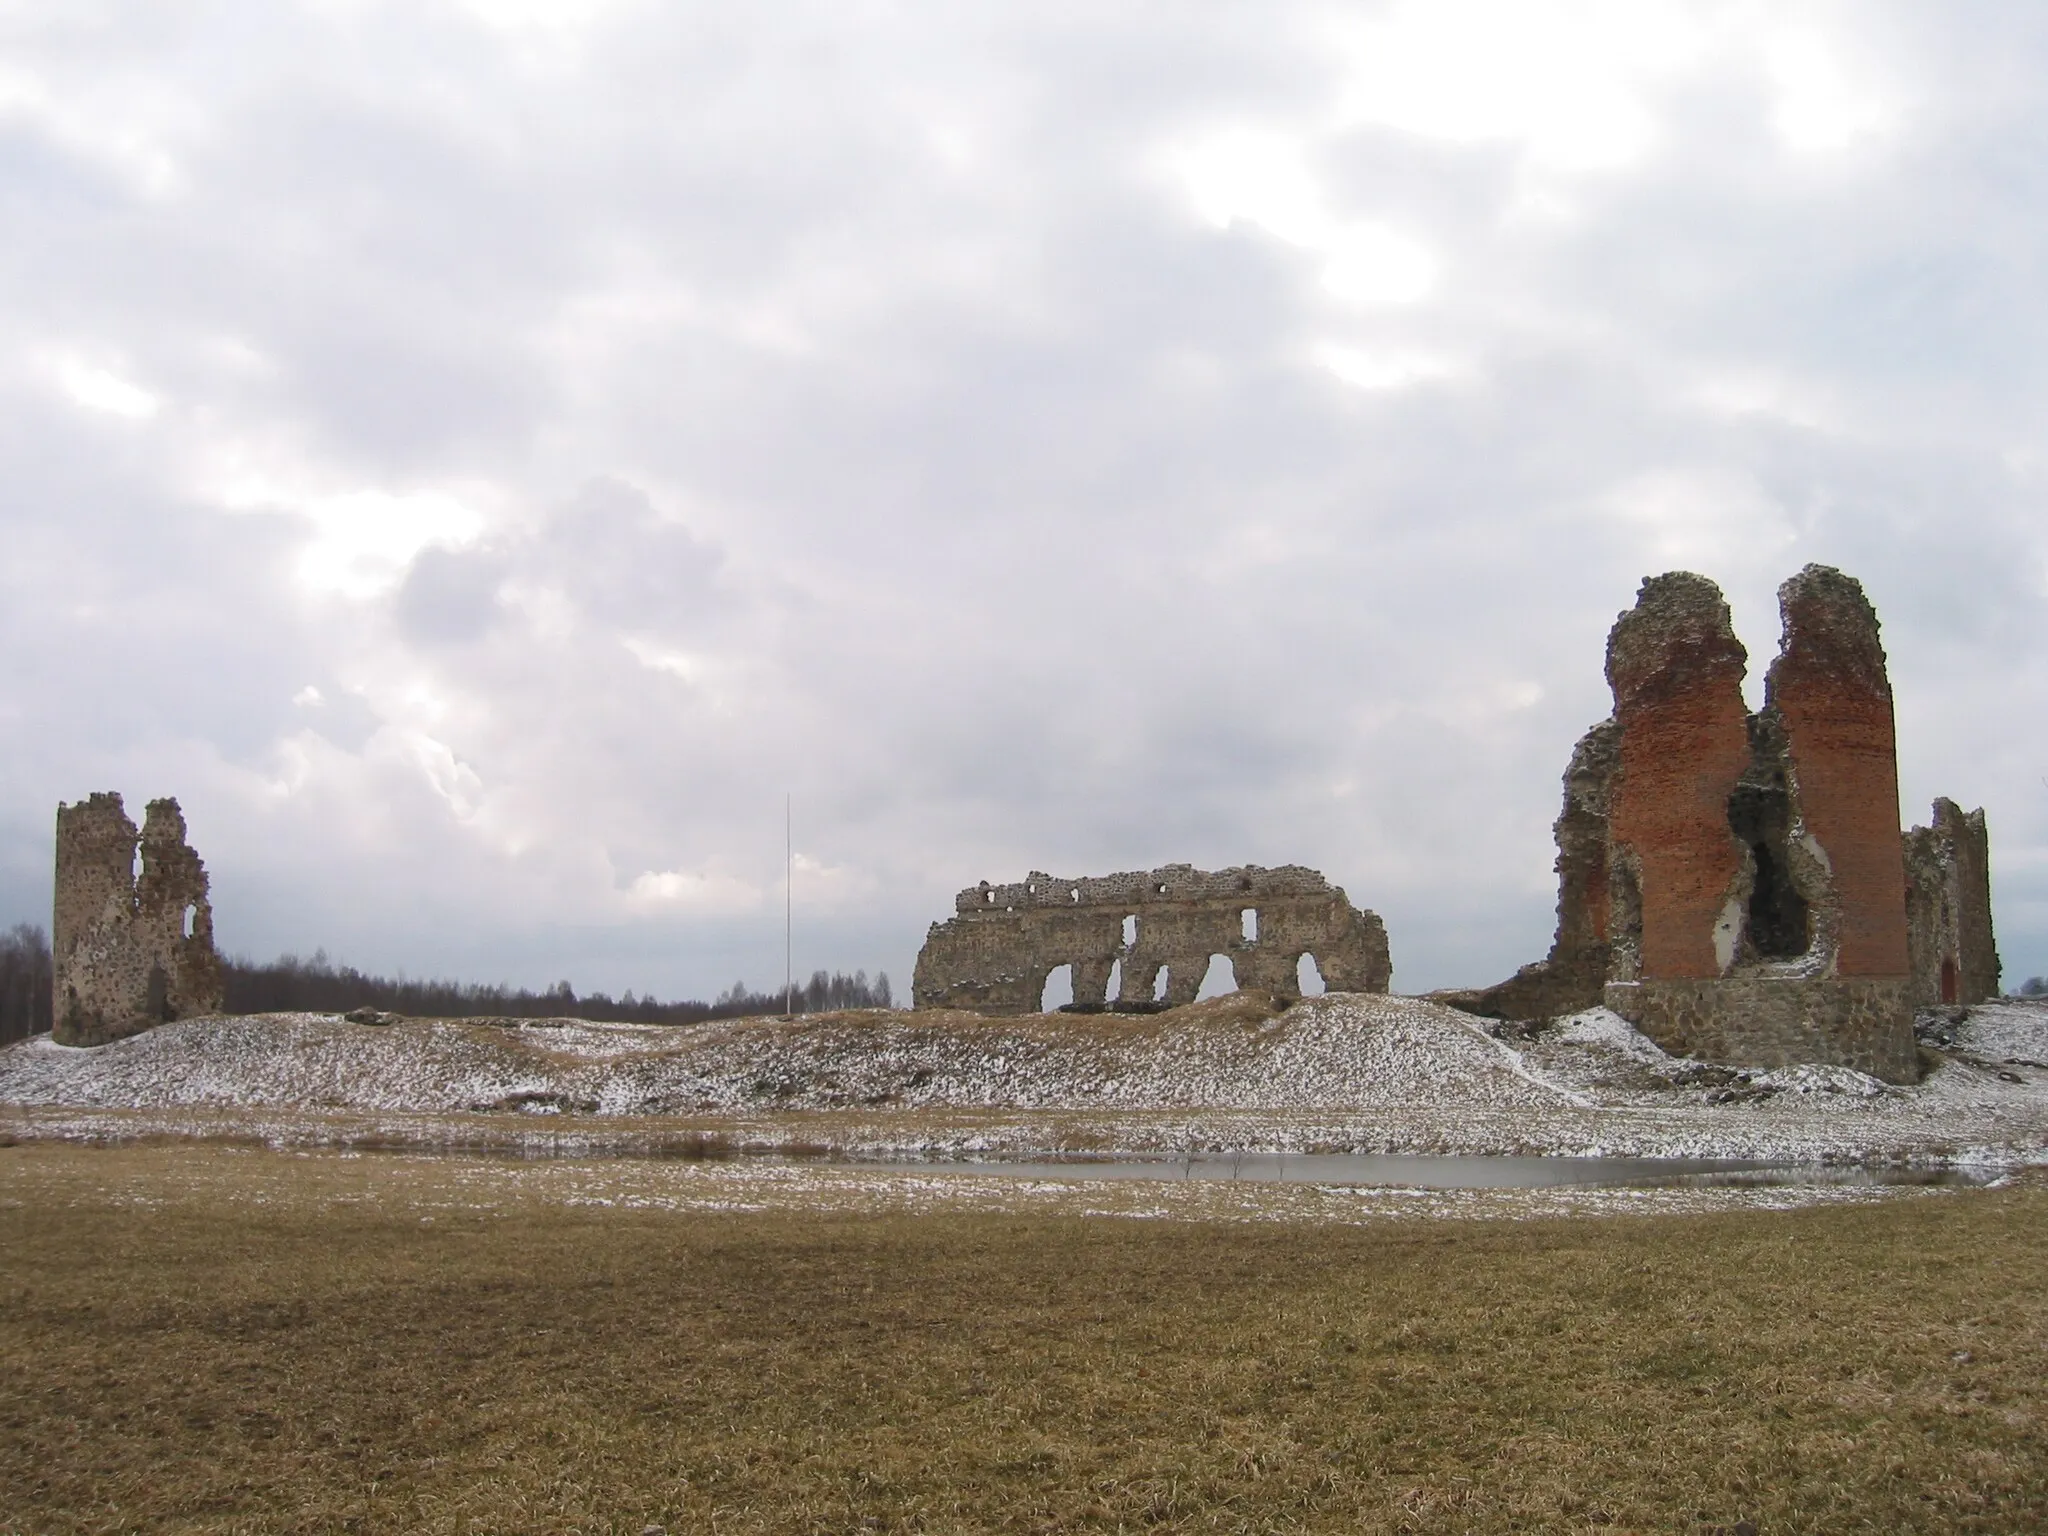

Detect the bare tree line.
[
  {"left": 0, "top": 925, "right": 53, "bottom": 1047},
  {"left": 0, "top": 927, "right": 893, "bottom": 1038},
  {"left": 226, "top": 951, "right": 894, "bottom": 1021}
]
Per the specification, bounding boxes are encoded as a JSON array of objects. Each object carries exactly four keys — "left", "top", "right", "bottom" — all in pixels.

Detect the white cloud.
[
  {"left": 1316, "top": 344, "right": 1464, "bottom": 392},
  {"left": 627, "top": 866, "right": 763, "bottom": 912},
  {"left": 1765, "top": 25, "right": 1894, "bottom": 153},
  {"left": 1176, "top": 129, "right": 1437, "bottom": 305},
  {"left": 1326, "top": 0, "right": 1712, "bottom": 173},
  {"left": 52, "top": 357, "right": 160, "bottom": 419}
]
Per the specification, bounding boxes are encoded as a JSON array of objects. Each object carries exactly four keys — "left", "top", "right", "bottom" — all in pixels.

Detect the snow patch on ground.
[
  {"left": 2, "top": 995, "right": 2045, "bottom": 1168},
  {"left": 0, "top": 996, "right": 1573, "bottom": 1116},
  {"left": 1553, "top": 1008, "right": 1670, "bottom": 1062},
  {"left": 1755, "top": 1063, "right": 1889, "bottom": 1099}
]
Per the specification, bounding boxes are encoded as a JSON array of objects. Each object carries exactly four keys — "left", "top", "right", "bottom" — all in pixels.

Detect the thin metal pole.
[{"left": 784, "top": 792, "right": 792, "bottom": 1018}]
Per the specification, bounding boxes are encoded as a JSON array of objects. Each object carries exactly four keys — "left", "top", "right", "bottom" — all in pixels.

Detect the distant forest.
[
  {"left": 0, "top": 925, "right": 53, "bottom": 1048},
  {"left": 223, "top": 951, "right": 894, "bottom": 1022},
  {"left": 0, "top": 927, "right": 893, "bottom": 1044}
]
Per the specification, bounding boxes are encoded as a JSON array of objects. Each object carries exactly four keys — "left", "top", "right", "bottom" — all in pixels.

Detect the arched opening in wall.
[
  {"left": 1296, "top": 953, "right": 1325, "bottom": 996},
  {"left": 1104, "top": 958, "right": 1123, "bottom": 1005},
  {"left": 1121, "top": 914, "right": 1137, "bottom": 948},
  {"left": 183, "top": 904, "right": 197, "bottom": 940},
  {"left": 1940, "top": 956, "right": 1959, "bottom": 1005},
  {"left": 1241, "top": 908, "right": 1258, "bottom": 942},
  {"left": 1040, "top": 964, "right": 1073, "bottom": 1012},
  {"left": 1152, "top": 966, "right": 1170, "bottom": 1002},
  {"left": 1197, "top": 954, "right": 1236, "bottom": 1000}
]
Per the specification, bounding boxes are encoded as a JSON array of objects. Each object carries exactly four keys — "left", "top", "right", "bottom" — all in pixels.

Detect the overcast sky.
[{"left": 4, "top": 0, "right": 2045, "bottom": 1002}]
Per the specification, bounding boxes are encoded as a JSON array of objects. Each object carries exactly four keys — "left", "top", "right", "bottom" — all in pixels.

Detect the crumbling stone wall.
[
  {"left": 1904, "top": 799, "right": 2000, "bottom": 1006},
  {"left": 1446, "top": 566, "right": 1930, "bottom": 1083},
  {"left": 53, "top": 793, "right": 223, "bottom": 1047},
  {"left": 913, "top": 864, "right": 1390, "bottom": 1014}
]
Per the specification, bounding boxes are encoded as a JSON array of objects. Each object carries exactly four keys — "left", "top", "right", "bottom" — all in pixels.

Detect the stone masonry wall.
[
  {"left": 53, "top": 793, "right": 224, "bottom": 1047},
  {"left": 913, "top": 864, "right": 1390, "bottom": 1014},
  {"left": 1904, "top": 799, "right": 2000, "bottom": 1006},
  {"left": 1603, "top": 976, "right": 1918, "bottom": 1082}
]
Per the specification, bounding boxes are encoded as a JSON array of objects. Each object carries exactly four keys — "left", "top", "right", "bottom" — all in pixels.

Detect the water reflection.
[{"left": 895, "top": 1153, "right": 1996, "bottom": 1190}]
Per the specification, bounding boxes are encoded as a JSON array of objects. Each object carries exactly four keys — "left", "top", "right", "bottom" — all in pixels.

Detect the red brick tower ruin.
[{"left": 1445, "top": 564, "right": 1993, "bottom": 1083}]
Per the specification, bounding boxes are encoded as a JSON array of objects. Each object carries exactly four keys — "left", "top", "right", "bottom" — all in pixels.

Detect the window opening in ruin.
[
  {"left": 1156, "top": 882, "right": 1168, "bottom": 894},
  {"left": 183, "top": 904, "right": 197, "bottom": 939},
  {"left": 1104, "top": 958, "right": 1122, "bottom": 1004},
  {"left": 1070, "top": 887, "right": 1079, "bottom": 903},
  {"left": 1152, "top": 966, "right": 1170, "bottom": 1002},
  {"left": 1196, "top": 954, "right": 1236, "bottom": 1001},
  {"left": 1940, "top": 956, "right": 1959, "bottom": 1005},
  {"left": 984, "top": 890, "right": 995, "bottom": 903},
  {"left": 1122, "top": 914, "right": 1137, "bottom": 948},
  {"left": 1241, "top": 908, "right": 1258, "bottom": 942},
  {"left": 1040, "top": 964, "right": 1073, "bottom": 1012},
  {"left": 1296, "top": 953, "right": 1325, "bottom": 996}
]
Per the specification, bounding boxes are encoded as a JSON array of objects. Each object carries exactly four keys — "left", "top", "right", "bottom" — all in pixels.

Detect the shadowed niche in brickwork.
[
  {"left": 53, "top": 792, "right": 224, "bottom": 1047},
  {"left": 912, "top": 864, "right": 1390, "bottom": 1014}
]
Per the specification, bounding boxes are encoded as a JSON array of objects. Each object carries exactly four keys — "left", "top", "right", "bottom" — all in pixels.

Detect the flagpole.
[{"left": 784, "top": 792, "right": 792, "bottom": 1018}]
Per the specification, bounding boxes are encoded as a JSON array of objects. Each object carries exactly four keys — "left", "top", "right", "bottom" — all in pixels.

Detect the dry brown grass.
[{"left": 2, "top": 1145, "right": 2044, "bottom": 1535}]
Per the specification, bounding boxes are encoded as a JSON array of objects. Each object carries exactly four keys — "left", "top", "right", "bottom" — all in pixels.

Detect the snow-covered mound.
[{"left": 0, "top": 994, "right": 1578, "bottom": 1115}]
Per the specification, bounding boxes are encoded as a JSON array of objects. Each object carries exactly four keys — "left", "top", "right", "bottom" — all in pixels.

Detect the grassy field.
[{"left": 2, "top": 1145, "right": 2044, "bottom": 1534}]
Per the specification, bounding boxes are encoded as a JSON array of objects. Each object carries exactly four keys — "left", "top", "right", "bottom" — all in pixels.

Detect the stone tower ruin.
[
  {"left": 53, "top": 793, "right": 224, "bottom": 1046},
  {"left": 1904, "top": 798, "right": 2000, "bottom": 1006},
  {"left": 1444, "top": 565, "right": 1993, "bottom": 1083}
]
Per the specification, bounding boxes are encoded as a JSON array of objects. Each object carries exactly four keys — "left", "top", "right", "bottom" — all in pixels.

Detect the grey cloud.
[
  {"left": 0, "top": 2, "right": 2045, "bottom": 1001},
  {"left": 393, "top": 545, "right": 506, "bottom": 644}
]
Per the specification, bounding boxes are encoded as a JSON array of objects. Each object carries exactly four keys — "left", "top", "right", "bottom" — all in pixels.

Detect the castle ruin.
[
  {"left": 913, "top": 864, "right": 1390, "bottom": 1013},
  {"left": 1443, "top": 565, "right": 1995, "bottom": 1083},
  {"left": 53, "top": 793, "right": 224, "bottom": 1046},
  {"left": 1904, "top": 798, "right": 2000, "bottom": 1006}
]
